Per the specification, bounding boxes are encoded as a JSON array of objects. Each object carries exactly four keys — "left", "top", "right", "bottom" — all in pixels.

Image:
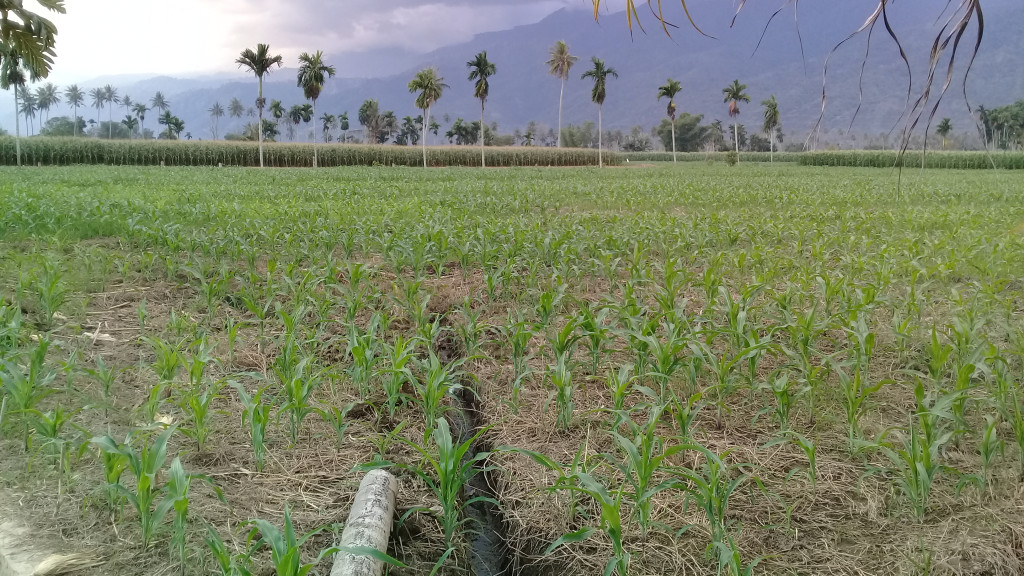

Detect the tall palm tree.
[
  {"left": 132, "top": 103, "right": 148, "bottom": 139},
  {"left": 150, "top": 92, "right": 169, "bottom": 134},
  {"left": 936, "top": 118, "right": 952, "bottom": 150},
  {"left": 657, "top": 78, "right": 682, "bottom": 163},
  {"left": 236, "top": 43, "right": 284, "bottom": 168},
  {"left": 158, "top": 110, "right": 175, "bottom": 139},
  {"left": 467, "top": 51, "right": 496, "bottom": 167},
  {"left": 209, "top": 102, "right": 224, "bottom": 140},
  {"left": 581, "top": 57, "right": 618, "bottom": 168},
  {"left": 722, "top": 79, "right": 750, "bottom": 155},
  {"left": 64, "top": 84, "right": 84, "bottom": 137},
  {"left": 296, "top": 50, "right": 337, "bottom": 167},
  {"left": 89, "top": 87, "right": 104, "bottom": 135},
  {"left": 1, "top": 49, "right": 27, "bottom": 164},
  {"left": 102, "top": 85, "right": 119, "bottom": 139},
  {"left": 19, "top": 87, "right": 37, "bottom": 135},
  {"left": 120, "top": 95, "right": 133, "bottom": 138},
  {"left": 546, "top": 41, "right": 578, "bottom": 148},
  {"left": 761, "top": 95, "right": 780, "bottom": 162},
  {"left": 228, "top": 97, "right": 245, "bottom": 121},
  {"left": 35, "top": 82, "right": 59, "bottom": 124},
  {"left": 408, "top": 68, "right": 448, "bottom": 168}
]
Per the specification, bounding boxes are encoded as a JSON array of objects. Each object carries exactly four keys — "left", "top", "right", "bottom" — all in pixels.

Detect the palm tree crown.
[
  {"left": 546, "top": 41, "right": 578, "bottom": 80},
  {"left": 296, "top": 50, "right": 336, "bottom": 102},
  {"left": 581, "top": 57, "right": 618, "bottom": 106},
  {"left": 409, "top": 68, "right": 448, "bottom": 111},
  {"left": 64, "top": 84, "right": 84, "bottom": 108},
  {"left": 467, "top": 51, "right": 496, "bottom": 103},
  {"left": 761, "top": 95, "right": 780, "bottom": 134},
  {"left": 722, "top": 79, "right": 750, "bottom": 117},
  {"left": 658, "top": 78, "right": 682, "bottom": 120},
  {"left": 236, "top": 43, "right": 283, "bottom": 168},
  {"left": 150, "top": 92, "right": 169, "bottom": 112}
]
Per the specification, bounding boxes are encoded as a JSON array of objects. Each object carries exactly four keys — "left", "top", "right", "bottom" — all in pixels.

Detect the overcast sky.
[{"left": 45, "top": 0, "right": 619, "bottom": 83}]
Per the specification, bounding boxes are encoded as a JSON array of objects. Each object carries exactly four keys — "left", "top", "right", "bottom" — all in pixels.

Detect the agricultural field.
[{"left": 1, "top": 163, "right": 1024, "bottom": 576}]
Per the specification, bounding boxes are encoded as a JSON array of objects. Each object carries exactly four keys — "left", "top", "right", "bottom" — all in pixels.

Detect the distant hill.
[{"left": 3, "top": 0, "right": 1021, "bottom": 145}]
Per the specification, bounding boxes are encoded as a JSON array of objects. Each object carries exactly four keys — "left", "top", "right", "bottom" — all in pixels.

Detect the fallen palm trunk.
[{"left": 331, "top": 469, "right": 399, "bottom": 576}]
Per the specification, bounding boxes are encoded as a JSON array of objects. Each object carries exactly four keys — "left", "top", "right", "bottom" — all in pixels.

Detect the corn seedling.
[
  {"left": 0, "top": 337, "right": 57, "bottom": 450},
  {"left": 763, "top": 431, "right": 817, "bottom": 489},
  {"left": 756, "top": 372, "right": 806, "bottom": 432},
  {"left": 362, "top": 417, "right": 494, "bottom": 551},
  {"left": 379, "top": 334, "right": 418, "bottom": 418},
  {"left": 577, "top": 299, "right": 614, "bottom": 376},
  {"left": 315, "top": 401, "right": 356, "bottom": 448},
  {"left": 674, "top": 443, "right": 755, "bottom": 554},
  {"left": 243, "top": 504, "right": 343, "bottom": 576},
  {"left": 164, "top": 456, "right": 224, "bottom": 571},
  {"left": 232, "top": 382, "right": 272, "bottom": 472},
  {"left": 346, "top": 314, "right": 382, "bottom": 397},
  {"left": 833, "top": 363, "right": 886, "bottom": 450},
  {"left": 606, "top": 364, "right": 640, "bottom": 415},
  {"left": 405, "top": 351, "right": 467, "bottom": 439},
  {"left": 455, "top": 298, "right": 490, "bottom": 359},
  {"left": 607, "top": 403, "right": 686, "bottom": 534},
  {"left": 85, "top": 355, "right": 123, "bottom": 409},
  {"left": 543, "top": 471, "right": 630, "bottom": 576},
  {"left": 177, "top": 379, "right": 225, "bottom": 452},
  {"left": 35, "top": 259, "right": 68, "bottom": 330},
  {"left": 276, "top": 355, "right": 325, "bottom": 446},
  {"left": 781, "top": 305, "right": 829, "bottom": 424},
  {"left": 91, "top": 425, "right": 176, "bottom": 548}
]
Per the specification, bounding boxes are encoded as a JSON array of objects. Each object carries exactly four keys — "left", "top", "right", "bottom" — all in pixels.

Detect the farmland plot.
[{"left": 1, "top": 163, "right": 1023, "bottom": 576}]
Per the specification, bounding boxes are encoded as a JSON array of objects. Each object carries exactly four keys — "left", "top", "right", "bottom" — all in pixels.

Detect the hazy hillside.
[{"left": 3, "top": 0, "right": 1021, "bottom": 143}]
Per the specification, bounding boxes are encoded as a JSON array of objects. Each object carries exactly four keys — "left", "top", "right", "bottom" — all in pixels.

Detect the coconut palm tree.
[
  {"left": 408, "top": 68, "right": 448, "bottom": 168},
  {"left": 296, "top": 50, "right": 337, "bottom": 167},
  {"left": 150, "top": 92, "right": 169, "bottom": 116},
  {"left": 236, "top": 43, "right": 284, "bottom": 168},
  {"left": 228, "top": 97, "right": 245, "bottom": 122},
  {"left": 102, "top": 85, "right": 119, "bottom": 139},
  {"left": 35, "top": 82, "right": 58, "bottom": 124},
  {"left": 132, "top": 103, "right": 148, "bottom": 139},
  {"left": 581, "top": 57, "right": 618, "bottom": 168},
  {"left": 722, "top": 79, "right": 750, "bottom": 155},
  {"left": 657, "top": 78, "right": 682, "bottom": 163},
  {"left": 19, "top": 87, "right": 37, "bottom": 135},
  {"left": 209, "top": 102, "right": 224, "bottom": 140},
  {"left": 936, "top": 118, "right": 952, "bottom": 150},
  {"left": 64, "top": 84, "right": 84, "bottom": 137},
  {"left": 467, "top": 51, "right": 496, "bottom": 167},
  {"left": 120, "top": 94, "right": 133, "bottom": 138},
  {"left": 546, "top": 41, "right": 578, "bottom": 148},
  {"left": 1, "top": 49, "right": 27, "bottom": 164},
  {"left": 761, "top": 95, "right": 781, "bottom": 161},
  {"left": 89, "top": 87, "right": 104, "bottom": 135}
]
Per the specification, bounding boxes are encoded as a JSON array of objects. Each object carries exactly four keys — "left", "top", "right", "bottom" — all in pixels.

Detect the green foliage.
[{"left": 0, "top": 137, "right": 620, "bottom": 167}]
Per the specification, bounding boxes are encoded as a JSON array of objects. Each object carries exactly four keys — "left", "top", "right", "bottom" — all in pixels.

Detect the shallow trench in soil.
[{"left": 437, "top": 330, "right": 511, "bottom": 576}]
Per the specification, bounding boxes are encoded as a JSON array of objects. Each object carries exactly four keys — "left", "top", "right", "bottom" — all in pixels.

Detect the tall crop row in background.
[{"left": 0, "top": 137, "right": 619, "bottom": 167}]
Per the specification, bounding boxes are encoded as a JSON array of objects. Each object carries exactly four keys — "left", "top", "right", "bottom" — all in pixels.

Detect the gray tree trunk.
[{"left": 557, "top": 77, "right": 564, "bottom": 148}]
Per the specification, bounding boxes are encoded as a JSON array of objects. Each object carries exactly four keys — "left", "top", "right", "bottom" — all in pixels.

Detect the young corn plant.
[
  {"left": 346, "top": 313, "right": 382, "bottom": 397},
  {"left": 763, "top": 431, "right": 817, "bottom": 489},
  {"left": 85, "top": 355, "right": 123, "bottom": 411},
  {"left": 756, "top": 371, "right": 806, "bottom": 432},
  {"left": 833, "top": 363, "right": 886, "bottom": 451},
  {"left": 577, "top": 299, "right": 614, "bottom": 376},
  {"left": 0, "top": 337, "right": 57, "bottom": 450},
  {"left": 243, "top": 504, "right": 349, "bottom": 576},
  {"left": 781, "top": 306, "right": 830, "bottom": 425},
  {"left": 378, "top": 334, "right": 418, "bottom": 418},
  {"left": 92, "top": 425, "right": 176, "bottom": 548},
  {"left": 605, "top": 365, "right": 640, "bottom": 415},
  {"left": 1003, "top": 391, "right": 1024, "bottom": 479},
  {"left": 232, "top": 382, "right": 272, "bottom": 472},
  {"left": 141, "top": 336, "right": 183, "bottom": 421},
  {"left": 315, "top": 401, "right": 356, "bottom": 448},
  {"left": 548, "top": 354, "right": 577, "bottom": 432},
  {"left": 607, "top": 403, "right": 686, "bottom": 535},
  {"left": 860, "top": 382, "right": 957, "bottom": 519},
  {"left": 673, "top": 443, "right": 755, "bottom": 558},
  {"left": 455, "top": 298, "right": 490, "bottom": 360},
  {"left": 276, "top": 354, "right": 326, "bottom": 445},
  {"left": 165, "top": 457, "right": 223, "bottom": 571},
  {"left": 501, "top": 311, "right": 535, "bottom": 412},
  {"left": 669, "top": 390, "right": 706, "bottom": 440},
  {"left": 177, "top": 379, "right": 224, "bottom": 452},
  {"left": 35, "top": 259, "right": 68, "bottom": 330},
  {"left": 362, "top": 417, "right": 494, "bottom": 553},
  {"left": 405, "top": 351, "right": 467, "bottom": 440}
]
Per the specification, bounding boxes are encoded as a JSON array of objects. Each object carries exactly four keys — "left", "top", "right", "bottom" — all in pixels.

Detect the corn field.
[
  {"left": 799, "top": 150, "right": 1024, "bottom": 169},
  {"left": 2, "top": 163, "right": 1024, "bottom": 576},
  {"left": 0, "top": 136, "right": 619, "bottom": 167},
  {"left": 622, "top": 151, "right": 800, "bottom": 163}
]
